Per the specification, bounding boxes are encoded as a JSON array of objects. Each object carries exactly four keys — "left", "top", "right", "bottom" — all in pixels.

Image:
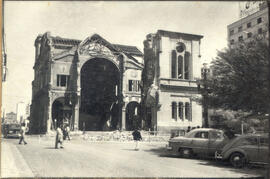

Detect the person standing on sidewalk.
[
  {"left": 64, "top": 125, "right": 71, "bottom": 140},
  {"left": 132, "top": 129, "right": 142, "bottom": 151},
  {"left": 55, "top": 125, "right": 64, "bottom": 149},
  {"left": 18, "top": 123, "right": 27, "bottom": 145}
]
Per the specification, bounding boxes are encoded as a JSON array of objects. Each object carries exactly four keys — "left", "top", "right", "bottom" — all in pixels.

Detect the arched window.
[
  {"left": 185, "top": 102, "right": 190, "bottom": 120},
  {"left": 178, "top": 102, "right": 183, "bottom": 120},
  {"left": 178, "top": 55, "right": 183, "bottom": 79},
  {"left": 172, "top": 102, "right": 177, "bottom": 121},
  {"left": 184, "top": 52, "right": 190, "bottom": 80},
  {"left": 171, "top": 50, "right": 177, "bottom": 78}
]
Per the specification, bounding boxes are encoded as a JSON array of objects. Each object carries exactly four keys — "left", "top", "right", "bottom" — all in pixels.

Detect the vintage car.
[
  {"left": 167, "top": 128, "right": 229, "bottom": 158},
  {"left": 215, "top": 133, "right": 268, "bottom": 168},
  {"left": 2, "top": 123, "right": 21, "bottom": 138}
]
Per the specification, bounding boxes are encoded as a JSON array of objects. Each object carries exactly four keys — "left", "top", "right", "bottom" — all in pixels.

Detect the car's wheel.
[
  {"left": 179, "top": 148, "right": 193, "bottom": 158},
  {"left": 230, "top": 152, "right": 246, "bottom": 168}
]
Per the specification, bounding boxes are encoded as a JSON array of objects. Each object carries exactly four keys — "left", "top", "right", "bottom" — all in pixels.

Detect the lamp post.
[{"left": 201, "top": 63, "right": 210, "bottom": 128}]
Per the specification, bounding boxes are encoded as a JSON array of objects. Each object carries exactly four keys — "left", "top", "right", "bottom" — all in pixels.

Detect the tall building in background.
[
  {"left": 5, "top": 112, "right": 17, "bottom": 124},
  {"left": 16, "top": 102, "right": 26, "bottom": 123},
  {"left": 227, "top": 1, "right": 268, "bottom": 48}
]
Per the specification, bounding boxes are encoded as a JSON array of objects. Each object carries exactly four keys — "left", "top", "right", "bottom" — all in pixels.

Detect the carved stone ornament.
[{"left": 79, "top": 39, "right": 115, "bottom": 59}]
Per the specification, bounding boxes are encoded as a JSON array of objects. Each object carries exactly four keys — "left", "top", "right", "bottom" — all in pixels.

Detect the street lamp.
[{"left": 201, "top": 63, "right": 210, "bottom": 128}]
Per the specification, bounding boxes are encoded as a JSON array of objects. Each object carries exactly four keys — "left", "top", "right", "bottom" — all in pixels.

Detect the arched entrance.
[
  {"left": 52, "top": 97, "right": 72, "bottom": 130},
  {"left": 80, "top": 58, "right": 120, "bottom": 131},
  {"left": 126, "top": 102, "right": 141, "bottom": 130}
]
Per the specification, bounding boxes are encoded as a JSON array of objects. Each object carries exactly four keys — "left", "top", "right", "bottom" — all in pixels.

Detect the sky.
[{"left": 2, "top": 1, "right": 241, "bottom": 114}]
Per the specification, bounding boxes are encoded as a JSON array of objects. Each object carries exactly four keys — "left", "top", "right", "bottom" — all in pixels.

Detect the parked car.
[
  {"left": 2, "top": 123, "right": 21, "bottom": 138},
  {"left": 167, "top": 128, "right": 229, "bottom": 158},
  {"left": 215, "top": 133, "right": 268, "bottom": 168}
]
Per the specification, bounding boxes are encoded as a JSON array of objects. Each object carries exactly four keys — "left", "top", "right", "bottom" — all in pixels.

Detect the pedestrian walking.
[
  {"left": 65, "top": 125, "right": 71, "bottom": 140},
  {"left": 132, "top": 129, "right": 142, "bottom": 151},
  {"left": 55, "top": 125, "right": 64, "bottom": 149},
  {"left": 187, "top": 126, "right": 191, "bottom": 133},
  {"left": 18, "top": 123, "right": 27, "bottom": 145}
]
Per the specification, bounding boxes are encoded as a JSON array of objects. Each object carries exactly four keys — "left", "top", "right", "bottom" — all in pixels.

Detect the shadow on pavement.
[
  {"left": 144, "top": 147, "right": 179, "bottom": 158},
  {"left": 145, "top": 146, "right": 267, "bottom": 177},
  {"left": 197, "top": 159, "right": 267, "bottom": 177},
  {"left": 122, "top": 149, "right": 138, "bottom": 151},
  {"left": 44, "top": 147, "right": 57, "bottom": 149},
  {"left": 2, "top": 136, "right": 20, "bottom": 139}
]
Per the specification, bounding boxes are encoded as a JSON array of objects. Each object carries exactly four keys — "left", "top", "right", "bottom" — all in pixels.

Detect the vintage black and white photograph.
[{"left": 1, "top": 1, "right": 269, "bottom": 178}]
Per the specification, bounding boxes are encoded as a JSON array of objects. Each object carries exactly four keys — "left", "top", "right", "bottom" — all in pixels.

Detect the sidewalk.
[
  {"left": 27, "top": 130, "right": 171, "bottom": 143},
  {"left": 1, "top": 140, "right": 34, "bottom": 178}
]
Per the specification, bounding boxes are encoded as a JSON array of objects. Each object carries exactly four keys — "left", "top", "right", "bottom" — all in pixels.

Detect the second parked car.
[
  {"left": 215, "top": 133, "right": 268, "bottom": 168},
  {"left": 167, "top": 128, "right": 229, "bottom": 158}
]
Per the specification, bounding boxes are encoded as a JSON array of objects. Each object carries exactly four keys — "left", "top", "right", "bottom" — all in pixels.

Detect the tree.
[{"left": 205, "top": 38, "right": 269, "bottom": 115}]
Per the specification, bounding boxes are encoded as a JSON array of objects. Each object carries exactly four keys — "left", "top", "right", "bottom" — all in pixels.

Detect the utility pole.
[{"left": 201, "top": 63, "right": 210, "bottom": 128}]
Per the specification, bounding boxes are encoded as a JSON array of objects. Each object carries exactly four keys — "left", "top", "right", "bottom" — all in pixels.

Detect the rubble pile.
[{"left": 81, "top": 130, "right": 170, "bottom": 142}]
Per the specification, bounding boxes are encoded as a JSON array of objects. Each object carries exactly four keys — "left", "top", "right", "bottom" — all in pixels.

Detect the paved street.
[{"left": 1, "top": 136, "right": 267, "bottom": 178}]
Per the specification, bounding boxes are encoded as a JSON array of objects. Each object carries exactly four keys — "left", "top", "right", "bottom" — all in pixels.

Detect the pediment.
[
  {"left": 78, "top": 34, "right": 117, "bottom": 59},
  {"left": 125, "top": 59, "right": 143, "bottom": 70}
]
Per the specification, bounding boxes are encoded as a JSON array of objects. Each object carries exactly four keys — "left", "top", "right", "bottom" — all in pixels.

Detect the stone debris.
[
  {"left": 28, "top": 130, "right": 170, "bottom": 142},
  {"left": 81, "top": 130, "right": 170, "bottom": 142}
]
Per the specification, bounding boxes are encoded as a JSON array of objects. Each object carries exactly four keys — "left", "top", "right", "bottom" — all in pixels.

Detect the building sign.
[{"left": 239, "top": 1, "right": 264, "bottom": 18}]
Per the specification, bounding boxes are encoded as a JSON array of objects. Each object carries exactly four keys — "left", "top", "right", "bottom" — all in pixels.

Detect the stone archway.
[
  {"left": 51, "top": 97, "right": 72, "bottom": 130},
  {"left": 126, "top": 101, "right": 141, "bottom": 131},
  {"left": 79, "top": 58, "right": 120, "bottom": 131}
]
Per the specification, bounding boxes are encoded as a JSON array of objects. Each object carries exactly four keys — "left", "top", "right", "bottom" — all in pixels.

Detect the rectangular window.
[
  {"left": 258, "top": 28, "right": 263, "bottom": 34},
  {"left": 238, "top": 26, "right": 242, "bottom": 32},
  {"left": 247, "top": 32, "right": 252, "bottom": 38},
  {"left": 178, "top": 102, "right": 183, "bottom": 120},
  {"left": 257, "top": 17, "right": 262, "bottom": 24},
  {"left": 229, "top": 29, "right": 234, "bottom": 36},
  {"left": 230, "top": 39, "right": 235, "bottom": 45},
  {"left": 128, "top": 80, "right": 140, "bottom": 92},
  {"left": 57, "top": 75, "right": 70, "bottom": 87},
  {"left": 247, "top": 22, "right": 251, "bottom": 28},
  {"left": 128, "top": 80, "right": 133, "bottom": 91},
  {"left": 172, "top": 102, "right": 177, "bottom": 121},
  {"left": 238, "top": 36, "right": 243, "bottom": 42}
]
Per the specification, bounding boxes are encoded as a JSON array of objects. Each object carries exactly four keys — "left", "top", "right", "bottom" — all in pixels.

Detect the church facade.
[
  {"left": 30, "top": 30, "right": 203, "bottom": 134},
  {"left": 141, "top": 30, "right": 203, "bottom": 133},
  {"left": 30, "top": 32, "right": 143, "bottom": 134}
]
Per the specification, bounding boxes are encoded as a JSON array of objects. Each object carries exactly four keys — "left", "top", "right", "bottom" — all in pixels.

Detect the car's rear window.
[
  {"left": 194, "top": 131, "right": 209, "bottom": 139},
  {"left": 237, "top": 137, "right": 258, "bottom": 146},
  {"left": 210, "top": 131, "right": 223, "bottom": 139}
]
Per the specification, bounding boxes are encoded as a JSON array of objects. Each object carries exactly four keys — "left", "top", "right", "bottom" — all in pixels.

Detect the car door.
[
  {"left": 208, "top": 130, "right": 225, "bottom": 157},
  {"left": 238, "top": 136, "right": 259, "bottom": 162},
  {"left": 191, "top": 131, "right": 209, "bottom": 157},
  {"left": 258, "top": 136, "right": 268, "bottom": 163}
]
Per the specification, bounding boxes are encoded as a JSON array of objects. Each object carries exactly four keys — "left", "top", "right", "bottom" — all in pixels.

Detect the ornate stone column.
[
  {"left": 151, "top": 107, "right": 157, "bottom": 131},
  {"left": 121, "top": 104, "right": 126, "bottom": 131},
  {"left": 72, "top": 99, "right": 79, "bottom": 131},
  {"left": 118, "top": 54, "right": 126, "bottom": 131},
  {"left": 46, "top": 93, "right": 53, "bottom": 133},
  {"left": 73, "top": 59, "right": 81, "bottom": 131}
]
